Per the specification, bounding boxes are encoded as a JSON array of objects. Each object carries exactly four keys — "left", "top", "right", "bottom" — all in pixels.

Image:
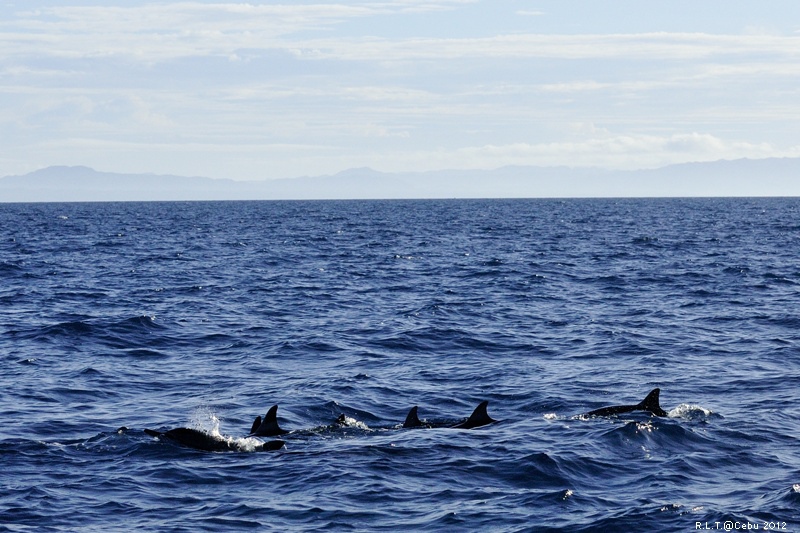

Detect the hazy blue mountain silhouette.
[{"left": 2, "top": 158, "right": 799, "bottom": 202}]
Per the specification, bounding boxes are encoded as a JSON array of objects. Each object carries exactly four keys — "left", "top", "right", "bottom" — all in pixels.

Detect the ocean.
[{"left": 1, "top": 198, "right": 799, "bottom": 532}]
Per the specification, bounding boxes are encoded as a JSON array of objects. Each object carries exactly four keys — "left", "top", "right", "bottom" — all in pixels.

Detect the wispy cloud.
[
  {"left": 297, "top": 32, "right": 800, "bottom": 62},
  {"left": 5, "top": 3, "right": 800, "bottom": 64},
  {"left": 418, "top": 134, "right": 799, "bottom": 171},
  {"left": 2, "top": 0, "right": 800, "bottom": 184},
  {"left": 1, "top": 2, "right": 479, "bottom": 60}
]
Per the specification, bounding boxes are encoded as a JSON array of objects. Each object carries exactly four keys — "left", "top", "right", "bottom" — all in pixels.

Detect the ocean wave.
[{"left": 3, "top": 198, "right": 800, "bottom": 530}]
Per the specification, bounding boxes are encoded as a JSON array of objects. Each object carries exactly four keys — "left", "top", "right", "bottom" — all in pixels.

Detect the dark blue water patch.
[
  {"left": 0, "top": 260, "right": 27, "bottom": 277},
  {"left": 494, "top": 451, "right": 571, "bottom": 488},
  {"left": 118, "top": 347, "right": 170, "bottom": 358},
  {"left": 590, "top": 418, "right": 715, "bottom": 457},
  {"left": 44, "top": 319, "right": 94, "bottom": 337},
  {"left": 6, "top": 315, "right": 172, "bottom": 353}
]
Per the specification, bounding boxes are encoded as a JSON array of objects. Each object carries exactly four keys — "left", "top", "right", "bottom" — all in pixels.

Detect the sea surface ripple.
[{"left": 1, "top": 198, "right": 799, "bottom": 532}]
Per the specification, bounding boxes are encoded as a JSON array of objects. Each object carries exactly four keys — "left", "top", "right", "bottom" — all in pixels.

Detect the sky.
[{"left": 2, "top": 0, "right": 800, "bottom": 182}]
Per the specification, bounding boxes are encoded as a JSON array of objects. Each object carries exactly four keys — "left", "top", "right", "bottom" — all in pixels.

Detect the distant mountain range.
[{"left": 1, "top": 158, "right": 799, "bottom": 202}]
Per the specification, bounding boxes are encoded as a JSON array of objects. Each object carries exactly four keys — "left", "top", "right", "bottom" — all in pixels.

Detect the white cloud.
[
  {"left": 1, "top": 3, "right": 374, "bottom": 60},
  {"left": 294, "top": 32, "right": 800, "bottom": 62},
  {"left": 341, "top": 85, "right": 436, "bottom": 102},
  {"left": 0, "top": 2, "right": 477, "bottom": 61},
  {"left": 415, "top": 134, "right": 800, "bottom": 171},
  {"left": 4, "top": 3, "right": 800, "bottom": 65},
  {"left": 15, "top": 3, "right": 373, "bottom": 34},
  {"left": 369, "top": 0, "right": 478, "bottom": 14},
  {"left": 3, "top": 0, "right": 800, "bottom": 187}
]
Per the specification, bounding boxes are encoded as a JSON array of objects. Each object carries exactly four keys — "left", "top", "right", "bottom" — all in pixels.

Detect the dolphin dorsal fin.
[
  {"left": 403, "top": 406, "right": 422, "bottom": 428},
  {"left": 252, "top": 405, "right": 288, "bottom": 436},
  {"left": 466, "top": 400, "right": 494, "bottom": 425},
  {"left": 452, "top": 400, "right": 496, "bottom": 429},
  {"left": 637, "top": 388, "right": 667, "bottom": 417},
  {"left": 250, "top": 416, "right": 262, "bottom": 435}
]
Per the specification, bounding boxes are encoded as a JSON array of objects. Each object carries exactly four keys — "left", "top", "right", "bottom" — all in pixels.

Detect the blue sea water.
[{"left": 1, "top": 198, "right": 800, "bottom": 532}]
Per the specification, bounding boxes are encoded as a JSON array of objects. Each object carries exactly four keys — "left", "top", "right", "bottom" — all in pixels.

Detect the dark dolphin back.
[
  {"left": 146, "top": 427, "right": 231, "bottom": 452},
  {"left": 146, "top": 427, "right": 285, "bottom": 452},
  {"left": 585, "top": 388, "right": 667, "bottom": 417},
  {"left": 259, "top": 440, "right": 286, "bottom": 452}
]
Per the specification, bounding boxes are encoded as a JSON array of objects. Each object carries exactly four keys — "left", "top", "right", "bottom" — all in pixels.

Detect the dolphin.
[
  {"left": 583, "top": 388, "right": 668, "bottom": 417},
  {"left": 451, "top": 400, "right": 497, "bottom": 429},
  {"left": 144, "top": 427, "right": 285, "bottom": 452},
  {"left": 401, "top": 401, "right": 497, "bottom": 429},
  {"left": 249, "top": 405, "right": 289, "bottom": 437}
]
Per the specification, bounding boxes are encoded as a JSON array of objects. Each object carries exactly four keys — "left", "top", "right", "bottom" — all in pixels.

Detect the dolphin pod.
[
  {"left": 145, "top": 400, "right": 499, "bottom": 451},
  {"left": 402, "top": 401, "right": 497, "bottom": 429},
  {"left": 145, "top": 388, "right": 671, "bottom": 452},
  {"left": 249, "top": 400, "right": 498, "bottom": 437}
]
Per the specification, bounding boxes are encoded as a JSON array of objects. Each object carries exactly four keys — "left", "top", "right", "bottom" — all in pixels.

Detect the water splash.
[
  {"left": 337, "top": 415, "right": 370, "bottom": 430},
  {"left": 189, "top": 406, "right": 222, "bottom": 436},
  {"left": 668, "top": 403, "right": 713, "bottom": 420}
]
